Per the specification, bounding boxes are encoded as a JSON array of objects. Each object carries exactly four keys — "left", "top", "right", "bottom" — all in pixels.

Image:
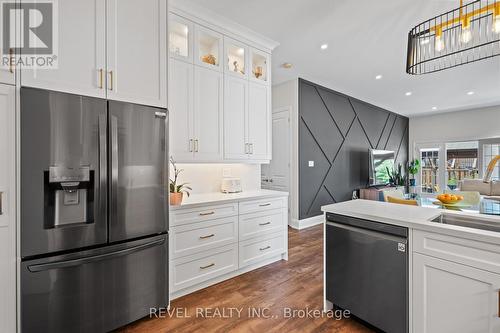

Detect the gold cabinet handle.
[
  {"left": 200, "top": 263, "right": 215, "bottom": 269},
  {"left": 108, "top": 70, "right": 114, "bottom": 90},
  {"left": 98, "top": 69, "right": 103, "bottom": 89},
  {"left": 8, "top": 48, "right": 14, "bottom": 73},
  {"left": 0, "top": 191, "right": 4, "bottom": 215},
  {"left": 194, "top": 139, "right": 199, "bottom": 152},
  {"left": 259, "top": 222, "right": 271, "bottom": 226},
  {"left": 199, "top": 211, "right": 215, "bottom": 216},
  {"left": 199, "top": 234, "right": 215, "bottom": 239},
  {"left": 498, "top": 290, "right": 500, "bottom": 318},
  {"left": 259, "top": 203, "right": 271, "bottom": 207},
  {"left": 189, "top": 139, "right": 193, "bottom": 152},
  {"left": 249, "top": 143, "right": 254, "bottom": 154},
  {"left": 259, "top": 246, "right": 271, "bottom": 251}
]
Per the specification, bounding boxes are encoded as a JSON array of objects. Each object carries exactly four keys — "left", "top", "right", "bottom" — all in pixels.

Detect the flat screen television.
[{"left": 369, "top": 149, "right": 395, "bottom": 186}]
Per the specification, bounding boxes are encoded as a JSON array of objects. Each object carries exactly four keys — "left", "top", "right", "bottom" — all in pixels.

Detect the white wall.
[
  {"left": 272, "top": 79, "right": 300, "bottom": 225},
  {"left": 172, "top": 164, "right": 261, "bottom": 194},
  {"left": 409, "top": 105, "right": 500, "bottom": 150}
]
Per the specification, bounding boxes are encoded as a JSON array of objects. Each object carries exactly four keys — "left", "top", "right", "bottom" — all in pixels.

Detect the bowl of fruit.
[{"left": 436, "top": 193, "right": 464, "bottom": 205}]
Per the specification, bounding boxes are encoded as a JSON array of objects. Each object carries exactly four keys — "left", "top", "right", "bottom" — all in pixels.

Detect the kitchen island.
[{"left": 322, "top": 199, "right": 500, "bottom": 333}]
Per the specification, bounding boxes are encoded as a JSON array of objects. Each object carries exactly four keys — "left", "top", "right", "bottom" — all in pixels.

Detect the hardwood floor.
[{"left": 119, "top": 225, "right": 374, "bottom": 333}]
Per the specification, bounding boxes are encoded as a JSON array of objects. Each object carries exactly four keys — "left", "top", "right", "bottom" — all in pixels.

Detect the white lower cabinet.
[
  {"left": 0, "top": 84, "right": 16, "bottom": 333},
  {"left": 169, "top": 194, "right": 288, "bottom": 297},
  {"left": 413, "top": 253, "right": 500, "bottom": 333}
]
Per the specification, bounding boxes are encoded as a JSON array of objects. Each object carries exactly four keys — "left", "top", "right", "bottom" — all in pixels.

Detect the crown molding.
[{"left": 170, "top": 0, "right": 279, "bottom": 53}]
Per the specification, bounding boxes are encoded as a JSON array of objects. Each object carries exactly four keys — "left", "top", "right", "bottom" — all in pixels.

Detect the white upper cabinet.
[
  {"left": 169, "top": 13, "right": 193, "bottom": 63},
  {"left": 224, "top": 75, "right": 248, "bottom": 160},
  {"left": 249, "top": 48, "right": 270, "bottom": 85},
  {"left": 106, "top": 0, "right": 167, "bottom": 107},
  {"left": 0, "top": 84, "right": 16, "bottom": 333},
  {"left": 21, "top": 0, "right": 106, "bottom": 98},
  {"left": 194, "top": 25, "right": 223, "bottom": 72},
  {"left": 247, "top": 82, "right": 271, "bottom": 160},
  {"left": 224, "top": 37, "right": 248, "bottom": 79},
  {"left": 169, "top": 59, "right": 194, "bottom": 162},
  {"left": 0, "top": 49, "right": 15, "bottom": 85},
  {"left": 168, "top": 8, "right": 276, "bottom": 163},
  {"left": 193, "top": 66, "right": 223, "bottom": 160}
]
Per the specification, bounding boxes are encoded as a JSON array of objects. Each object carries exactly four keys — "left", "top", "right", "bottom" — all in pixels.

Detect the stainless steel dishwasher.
[{"left": 325, "top": 213, "right": 408, "bottom": 333}]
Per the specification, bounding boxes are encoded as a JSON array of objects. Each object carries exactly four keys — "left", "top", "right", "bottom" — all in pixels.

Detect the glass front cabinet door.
[
  {"left": 224, "top": 37, "right": 248, "bottom": 78},
  {"left": 250, "top": 48, "right": 270, "bottom": 84},
  {"left": 194, "top": 25, "right": 223, "bottom": 71},
  {"left": 169, "top": 14, "right": 193, "bottom": 63}
]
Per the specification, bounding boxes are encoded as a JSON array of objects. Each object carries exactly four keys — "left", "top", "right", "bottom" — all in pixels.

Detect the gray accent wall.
[{"left": 299, "top": 78, "right": 409, "bottom": 219}]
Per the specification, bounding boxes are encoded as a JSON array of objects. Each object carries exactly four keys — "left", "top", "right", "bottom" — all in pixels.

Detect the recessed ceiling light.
[
  {"left": 405, "top": 91, "right": 412, "bottom": 96},
  {"left": 467, "top": 91, "right": 475, "bottom": 95},
  {"left": 375, "top": 75, "right": 383, "bottom": 80},
  {"left": 320, "top": 44, "right": 328, "bottom": 50},
  {"left": 282, "top": 62, "right": 293, "bottom": 69},
  {"left": 432, "top": 106, "right": 437, "bottom": 110}
]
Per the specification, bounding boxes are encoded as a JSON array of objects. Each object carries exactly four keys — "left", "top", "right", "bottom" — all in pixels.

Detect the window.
[
  {"left": 420, "top": 148, "right": 439, "bottom": 193},
  {"left": 483, "top": 143, "right": 500, "bottom": 181},
  {"left": 446, "top": 141, "right": 479, "bottom": 190}
]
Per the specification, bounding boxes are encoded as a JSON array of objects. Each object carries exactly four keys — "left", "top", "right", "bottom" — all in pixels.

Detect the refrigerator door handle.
[
  {"left": 98, "top": 114, "right": 107, "bottom": 225},
  {"left": 27, "top": 238, "right": 166, "bottom": 272},
  {"left": 110, "top": 115, "right": 119, "bottom": 228}
]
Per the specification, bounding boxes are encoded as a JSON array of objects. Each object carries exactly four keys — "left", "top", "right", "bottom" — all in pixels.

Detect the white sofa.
[{"left": 459, "top": 179, "right": 500, "bottom": 197}]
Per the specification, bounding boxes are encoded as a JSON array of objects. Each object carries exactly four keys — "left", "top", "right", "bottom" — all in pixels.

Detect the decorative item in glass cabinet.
[
  {"left": 201, "top": 54, "right": 217, "bottom": 65},
  {"left": 407, "top": 0, "right": 500, "bottom": 75},
  {"left": 253, "top": 65, "right": 263, "bottom": 78}
]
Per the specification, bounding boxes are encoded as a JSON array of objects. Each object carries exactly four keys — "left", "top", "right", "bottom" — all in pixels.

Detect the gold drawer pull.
[
  {"left": 259, "top": 246, "right": 271, "bottom": 251},
  {"left": 199, "top": 234, "right": 215, "bottom": 239},
  {"left": 200, "top": 263, "right": 215, "bottom": 269},
  {"left": 9, "top": 48, "right": 14, "bottom": 73},
  {"left": 259, "top": 203, "right": 271, "bottom": 207},
  {"left": 199, "top": 211, "right": 215, "bottom": 216},
  {"left": 259, "top": 222, "right": 271, "bottom": 226}
]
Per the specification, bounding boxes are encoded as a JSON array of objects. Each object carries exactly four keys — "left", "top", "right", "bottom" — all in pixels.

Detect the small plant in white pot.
[{"left": 169, "top": 157, "right": 191, "bottom": 206}]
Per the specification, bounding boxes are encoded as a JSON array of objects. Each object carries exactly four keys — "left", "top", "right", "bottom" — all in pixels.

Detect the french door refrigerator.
[{"left": 20, "top": 87, "right": 168, "bottom": 333}]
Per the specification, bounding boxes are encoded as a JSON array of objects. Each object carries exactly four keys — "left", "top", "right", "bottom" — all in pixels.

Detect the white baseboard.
[{"left": 290, "top": 215, "right": 324, "bottom": 230}]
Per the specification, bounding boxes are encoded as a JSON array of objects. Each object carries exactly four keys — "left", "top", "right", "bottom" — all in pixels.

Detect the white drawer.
[
  {"left": 170, "top": 203, "right": 238, "bottom": 226},
  {"left": 171, "top": 244, "right": 238, "bottom": 292},
  {"left": 239, "top": 232, "right": 285, "bottom": 268},
  {"left": 239, "top": 197, "right": 284, "bottom": 214},
  {"left": 239, "top": 209, "right": 284, "bottom": 241},
  {"left": 171, "top": 216, "right": 238, "bottom": 259},
  {"left": 413, "top": 229, "right": 500, "bottom": 274}
]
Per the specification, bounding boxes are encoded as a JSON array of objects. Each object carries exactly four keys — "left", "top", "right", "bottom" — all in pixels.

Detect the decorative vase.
[
  {"left": 169, "top": 192, "right": 183, "bottom": 206},
  {"left": 409, "top": 178, "right": 416, "bottom": 186}
]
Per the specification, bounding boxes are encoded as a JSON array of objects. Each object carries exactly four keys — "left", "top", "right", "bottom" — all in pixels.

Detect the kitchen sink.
[{"left": 430, "top": 213, "right": 500, "bottom": 233}]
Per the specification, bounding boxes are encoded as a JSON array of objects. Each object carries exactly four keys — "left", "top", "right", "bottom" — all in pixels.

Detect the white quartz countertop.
[
  {"left": 322, "top": 199, "right": 500, "bottom": 244},
  {"left": 170, "top": 189, "right": 288, "bottom": 209}
]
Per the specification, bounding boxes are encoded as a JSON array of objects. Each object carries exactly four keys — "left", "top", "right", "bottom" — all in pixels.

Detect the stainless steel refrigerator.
[{"left": 20, "top": 87, "right": 168, "bottom": 332}]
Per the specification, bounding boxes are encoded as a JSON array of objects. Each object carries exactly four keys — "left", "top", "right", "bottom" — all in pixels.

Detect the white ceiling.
[{"left": 180, "top": 0, "right": 500, "bottom": 117}]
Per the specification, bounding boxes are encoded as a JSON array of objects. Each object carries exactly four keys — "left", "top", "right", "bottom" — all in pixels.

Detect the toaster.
[{"left": 221, "top": 178, "right": 242, "bottom": 193}]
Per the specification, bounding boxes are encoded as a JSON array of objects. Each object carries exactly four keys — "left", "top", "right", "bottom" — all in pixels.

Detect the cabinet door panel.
[
  {"left": 413, "top": 253, "right": 500, "bottom": 333},
  {"left": 248, "top": 82, "right": 270, "bottom": 160},
  {"left": 169, "top": 59, "right": 194, "bottom": 161},
  {"left": 0, "top": 84, "right": 16, "bottom": 333},
  {"left": 106, "top": 0, "right": 167, "bottom": 107},
  {"left": 223, "top": 75, "right": 248, "bottom": 160},
  {"left": 21, "top": 0, "right": 106, "bottom": 97},
  {"left": 194, "top": 66, "right": 223, "bottom": 161}
]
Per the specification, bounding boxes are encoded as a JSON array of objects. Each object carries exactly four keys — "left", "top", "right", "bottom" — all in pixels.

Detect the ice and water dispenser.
[{"left": 45, "top": 166, "right": 94, "bottom": 227}]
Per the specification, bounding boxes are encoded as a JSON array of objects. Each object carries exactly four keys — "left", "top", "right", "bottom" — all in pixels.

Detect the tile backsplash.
[{"left": 172, "top": 164, "right": 261, "bottom": 194}]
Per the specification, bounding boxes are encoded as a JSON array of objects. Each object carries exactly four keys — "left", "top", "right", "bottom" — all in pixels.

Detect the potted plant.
[
  {"left": 169, "top": 157, "right": 192, "bottom": 206},
  {"left": 386, "top": 163, "right": 407, "bottom": 187},
  {"left": 408, "top": 159, "right": 420, "bottom": 187}
]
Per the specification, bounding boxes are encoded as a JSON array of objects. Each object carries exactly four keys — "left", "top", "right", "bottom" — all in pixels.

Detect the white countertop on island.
[
  {"left": 322, "top": 199, "right": 500, "bottom": 244},
  {"left": 170, "top": 189, "right": 288, "bottom": 209}
]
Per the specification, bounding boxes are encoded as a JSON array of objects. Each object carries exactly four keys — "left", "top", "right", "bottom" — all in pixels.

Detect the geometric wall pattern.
[{"left": 298, "top": 79, "right": 409, "bottom": 219}]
